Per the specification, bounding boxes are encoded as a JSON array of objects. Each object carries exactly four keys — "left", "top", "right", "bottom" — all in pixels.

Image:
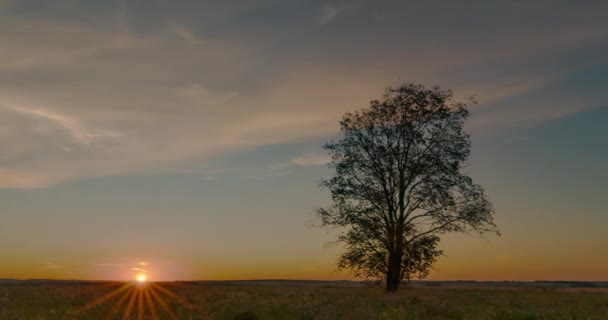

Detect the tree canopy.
[{"left": 317, "top": 83, "right": 498, "bottom": 292}]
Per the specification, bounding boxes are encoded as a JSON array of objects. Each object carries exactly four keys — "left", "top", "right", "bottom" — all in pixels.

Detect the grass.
[{"left": 0, "top": 282, "right": 607, "bottom": 319}]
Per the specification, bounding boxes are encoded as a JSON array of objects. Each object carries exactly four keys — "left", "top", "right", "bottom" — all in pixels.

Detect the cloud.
[
  {"left": 318, "top": 5, "right": 340, "bottom": 25},
  {"left": 255, "top": 170, "right": 294, "bottom": 179},
  {"left": 42, "top": 261, "right": 64, "bottom": 269},
  {"left": 78, "top": 261, "right": 129, "bottom": 267},
  {"left": 0, "top": 103, "right": 119, "bottom": 145},
  {"left": 317, "top": 3, "right": 361, "bottom": 25},
  {"left": 290, "top": 154, "right": 331, "bottom": 167},
  {"left": 270, "top": 153, "right": 330, "bottom": 174},
  {"left": 131, "top": 267, "right": 148, "bottom": 273},
  {"left": 455, "top": 76, "right": 552, "bottom": 108},
  {"left": 0, "top": 15, "right": 151, "bottom": 73},
  {"left": 174, "top": 24, "right": 206, "bottom": 45},
  {"left": 0, "top": 1, "right": 605, "bottom": 188},
  {"left": 176, "top": 83, "right": 238, "bottom": 105},
  {"left": 0, "top": 169, "right": 50, "bottom": 189},
  {"left": 94, "top": 263, "right": 129, "bottom": 268}
]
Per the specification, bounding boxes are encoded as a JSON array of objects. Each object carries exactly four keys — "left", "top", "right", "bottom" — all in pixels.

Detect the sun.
[{"left": 136, "top": 273, "right": 147, "bottom": 283}]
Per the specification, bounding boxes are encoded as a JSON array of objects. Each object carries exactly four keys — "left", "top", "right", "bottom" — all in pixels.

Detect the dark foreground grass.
[{"left": 0, "top": 282, "right": 607, "bottom": 319}]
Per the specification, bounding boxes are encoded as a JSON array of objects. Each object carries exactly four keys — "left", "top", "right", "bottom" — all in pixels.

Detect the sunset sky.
[{"left": 1, "top": 1, "right": 607, "bottom": 282}]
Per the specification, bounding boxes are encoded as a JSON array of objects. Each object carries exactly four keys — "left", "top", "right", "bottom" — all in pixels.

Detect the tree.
[{"left": 317, "top": 83, "right": 498, "bottom": 292}]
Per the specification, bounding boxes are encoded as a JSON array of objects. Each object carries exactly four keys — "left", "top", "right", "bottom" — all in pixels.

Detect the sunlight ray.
[
  {"left": 122, "top": 287, "right": 139, "bottom": 320},
  {"left": 149, "top": 285, "right": 178, "bottom": 320},
  {"left": 143, "top": 287, "right": 160, "bottom": 320},
  {"left": 75, "top": 282, "right": 187, "bottom": 319},
  {"left": 137, "top": 287, "right": 145, "bottom": 320},
  {"left": 151, "top": 283, "right": 187, "bottom": 304},
  {"left": 80, "top": 283, "right": 132, "bottom": 313},
  {"left": 105, "top": 287, "right": 135, "bottom": 320}
]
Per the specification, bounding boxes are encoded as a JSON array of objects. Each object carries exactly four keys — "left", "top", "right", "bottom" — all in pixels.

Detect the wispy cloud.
[
  {"left": 318, "top": 3, "right": 361, "bottom": 25},
  {"left": 174, "top": 24, "right": 206, "bottom": 45},
  {"left": 271, "top": 153, "right": 330, "bottom": 173},
  {"left": 291, "top": 154, "right": 331, "bottom": 167},
  {"left": 42, "top": 261, "right": 64, "bottom": 269},
  {"left": 176, "top": 83, "right": 238, "bottom": 105},
  {"left": 94, "top": 263, "right": 129, "bottom": 268},
  {"left": 319, "top": 5, "right": 340, "bottom": 25},
  {"left": 78, "top": 261, "right": 129, "bottom": 267},
  {"left": 0, "top": 169, "right": 50, "bottom": 189},
  {"left": 0, "top": 103, "right": 119, "bottom": 145},
  {"left": 0, "top": 1, "right": 604, "bottom": 188}
]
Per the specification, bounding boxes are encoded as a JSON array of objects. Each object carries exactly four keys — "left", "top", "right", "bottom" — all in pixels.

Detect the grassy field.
[{"left": 1, "top": 282, "right": 607, "bottom": 319}]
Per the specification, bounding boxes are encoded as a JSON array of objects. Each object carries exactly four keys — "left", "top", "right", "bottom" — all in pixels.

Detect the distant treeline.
[
  {"left": 534, "top": 281, "right": 607, "bottom": 288},
  {"left": 416, "top": 280, "right": 608, "bottom": 288}
]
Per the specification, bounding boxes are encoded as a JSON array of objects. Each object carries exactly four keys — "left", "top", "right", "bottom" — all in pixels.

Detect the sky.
[{"left": 0, "top": 0, "right": 607, "bottom": 282}]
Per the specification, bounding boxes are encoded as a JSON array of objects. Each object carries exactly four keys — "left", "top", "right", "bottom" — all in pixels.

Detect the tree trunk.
[{"left": 385, "top": 253, "right": 402, "bottom": 292}]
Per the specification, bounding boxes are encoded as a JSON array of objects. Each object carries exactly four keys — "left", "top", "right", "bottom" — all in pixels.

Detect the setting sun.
[{"left": 136, "top": 273, "right": 147, "bottom": 283}]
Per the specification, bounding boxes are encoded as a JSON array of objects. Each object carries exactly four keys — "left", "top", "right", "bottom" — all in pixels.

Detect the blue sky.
[{"left": 0, "top": 0, "right": 606, "bottom": 281}]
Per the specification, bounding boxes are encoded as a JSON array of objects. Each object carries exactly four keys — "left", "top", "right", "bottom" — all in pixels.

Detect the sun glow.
[{"left": 136, "top": 273, "right": 147, "bottom": 283}]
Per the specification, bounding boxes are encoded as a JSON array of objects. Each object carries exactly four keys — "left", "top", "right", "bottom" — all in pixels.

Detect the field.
[{"left": 1, "top": 281, "right": 607, "bottom": 320}]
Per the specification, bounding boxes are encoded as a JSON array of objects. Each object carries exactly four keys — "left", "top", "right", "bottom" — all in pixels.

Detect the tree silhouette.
[{"left": 317, "top": 83, "right": 498, "bottom": 292}]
